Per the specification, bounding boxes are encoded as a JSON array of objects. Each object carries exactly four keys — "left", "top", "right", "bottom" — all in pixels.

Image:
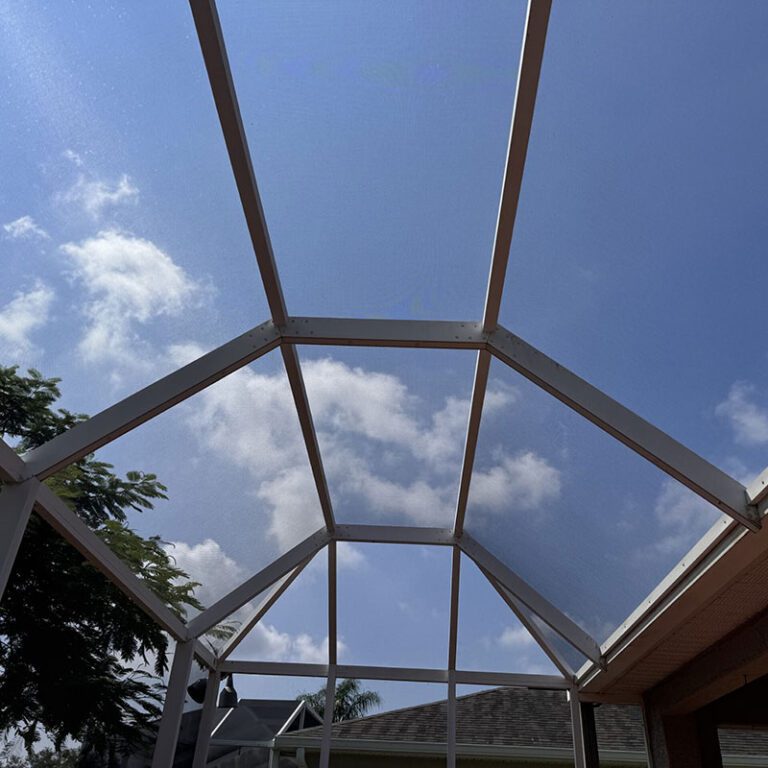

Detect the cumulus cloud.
[
  {"left": 716, "top": 382, "right": 768, "bottom": 445},
  {"left": 496, "top": 625, "right": 556, "bottom": 674},
  {"left": 175, "top": 357, "right": 556, "bottom": 550},
  {"left": 3, "top": 215, "right": 49, "bottom": 240},
  {"left": 64, "top": 173, "right": 138, "bottom": 217},
  {"left": 0, "top": 281, "right": 54, "bottom": 359},
  {"left": 649, "top": 479, "right": 723, "bottom": 558},
  {"left": 471, "top": 451, "right": 562, "bottom": 513},
  {"left": 63, "top": 148, "right": 84, "bottom": 167},
  {"left": 164, "top": 537, "right": 343, "bottom": 662},
  {"left": 62, "top": 230, "right": 203, "bottom": 377}
]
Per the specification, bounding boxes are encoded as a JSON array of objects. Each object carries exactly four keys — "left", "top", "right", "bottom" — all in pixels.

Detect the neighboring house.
[
  {"left": 271, "top": 688, "right": 768, "bottom": 768},
  {"left": 124, "top": 700, "right": 321, "bottom": 768}
]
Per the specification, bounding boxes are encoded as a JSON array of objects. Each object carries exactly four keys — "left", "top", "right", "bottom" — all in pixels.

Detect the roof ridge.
[{"left": 295, "top": 685, "right": 516, "bottom": 734}]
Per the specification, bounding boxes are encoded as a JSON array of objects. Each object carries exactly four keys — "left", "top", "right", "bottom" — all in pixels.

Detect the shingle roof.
[{"left": 291, "top": 687, "right": 768, "bottom": 758}]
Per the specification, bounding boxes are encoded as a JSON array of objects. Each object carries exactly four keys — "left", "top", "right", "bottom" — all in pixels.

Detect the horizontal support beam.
[
  {"left": 24, "top": 321, "right": 280, "bottom": 479},
  {"left": 460, "top": 533, "right": 602, "bottom": 665},
  {"left": 489, "top": 328, "right": 758, "bottom": 531},
  {"left": 0, "top": 439, "right": 29, "bottom": 483},
  {"left": 35, "top": 484, "right": 188, "bottom": 640},
  {"left": 188, "top": 529, "right": 330, "bottom": 637},
  {"left": 333, "top": 525, "right": 455, "bottom": 546},
  {"left": 282, "top": 317, "right": 488, "bottom": 350},
  {"left": 217, "top": 659, "right": 567, "bottom": 689}
]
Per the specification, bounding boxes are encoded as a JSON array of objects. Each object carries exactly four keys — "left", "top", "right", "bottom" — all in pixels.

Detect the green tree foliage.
[
  {"left": 0, "top": 742, "right": 79, "bottom": 768},
  {"left": 0, "top": 367, "right": 204, "bottom": 759},
  {"left": 297, "top": 679, "right": 381, "bottom": 722}
]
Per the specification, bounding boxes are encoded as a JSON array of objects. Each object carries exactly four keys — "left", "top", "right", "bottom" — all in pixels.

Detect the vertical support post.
[
  {"left": 192, "top": 669, "right": 221, "bottom": 768},
  {"left": 319, "top": 666, "right": 336, "bottom": 768},
  {"left": 447, "top": 671, "right": 457, "bottom": 768},
  {"left": 0, "top": 479, "right": 40, "bottom": 601},
  {"left": 328, "top": 541, "right": 337, "bottom": 666},
  {"left": 152, "top": 639, "right": 195, "bottom": 768},
  {"left": 447, "top": 546, "right": 461, "bottom": 767},
  {"left": 569, "top": 688, "right": 600, "bottom": 768}
]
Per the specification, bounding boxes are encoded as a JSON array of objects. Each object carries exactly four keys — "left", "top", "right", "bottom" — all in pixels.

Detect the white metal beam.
[
  {"left": 319, "top": 666, "right": 336, "bottom": 768},
  {"left": 447, "top": 671, "right": 457, "bottom": 768},
  {"left": 216, "top": 659, "right": 568, "bottom": 689},
  {"left": 218, "top": 557, "right": 313, "bottom": 660},
  {"left": 483, "top": 0, "right": 552, "bottom": 333},
  {"left": 282, "top": 317, "right": 487, "bottom": 350},
  {"left": 0, "top": 479, "right": 40, "bottom": 600},
  {"left": 34, "top": 484, "right": 189, "bottom": 639},
  {"left": 489, "top": 327, "right": 759, "bottom": 531},
  {"left": 483, "top": 567, "right": 575, "bottom": 679},
  {"left": 188, "top": 0, "right": 287, "bottom": 325},
  {"left": 188, "top": 529, "right": 330, "bottom": 637},
  {"left": 0, "top": 439, "right": 29, "bottom": 483},
  {"left": 459, "top": 533, "right": 601, "bottom": 664},
  {"left": 328, "top": 540, "right": 337, "bottom": 666},
  {"left": 747, "top": 466, "right": 768, "bottom": 507},
  {"left": 192, "top": 670, "right": 221, "bottom": 768},
  {"left": 24, "top": 321, "right": 280, "bottom": 479},
  {"left": 152, "top": 639, "right": 195, "bottom": 768},
  {"left": 334, "top": 524, "right": 454, "bottom": 546},
  {"left": 281, "top": 344, "right": 335, "bottom": 532},
  {"left": 569, "top": 688, "right": 587, "bottom": 768},
  {"left": 447, "top": 546, "right": 461, "bottom": 672},
  {"left": 453, "top": 351, "right": 491, "bottom": 537}
]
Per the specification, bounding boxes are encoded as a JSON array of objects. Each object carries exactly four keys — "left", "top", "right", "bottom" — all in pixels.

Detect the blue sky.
[{"left": 2, "top": 0, "right": 768, "bottom": 714}]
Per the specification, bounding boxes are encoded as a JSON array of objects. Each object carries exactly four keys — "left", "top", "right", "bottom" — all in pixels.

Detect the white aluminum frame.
[{"left": 1, "top": 0, "right": 763, "bottom": 765}]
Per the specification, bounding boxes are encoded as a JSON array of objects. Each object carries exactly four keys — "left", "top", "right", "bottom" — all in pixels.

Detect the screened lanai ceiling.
[{"left": 2, "top": 0, "right": 768, "bottom": 735}]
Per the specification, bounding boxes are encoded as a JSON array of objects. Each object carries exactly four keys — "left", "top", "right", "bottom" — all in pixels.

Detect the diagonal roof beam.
[
  {"left": 483, "top": 0, "right": 552, "bottom": 333},
  {"left": 460, "top": 532, "right": 602, "bottom": 664},
  {"left": 0, "top": 438, "right": 29, "bottom": 483},
  {"left": 23, "top": 321, "right": 280, "bottom": 479},
  {"left": 454, "top": 0, "right": 551, "bottom": 538},
  {"left": 189, "top": 0, "right": 286, "bottom": 324},
  {"left": 480, "top": 564, "right": 575, "bottom": 679},
  {"left": 281, "top": 344, "right": 335, "bottom": 532},
  {"left": 188, "top": 529, "right": 330, "bottom": 637},
  {"left": 489, "top": 327, "right": 760, "bottom": 531},
  {"left": 190, "top": 0, "right": 336, "bottom": 533},
  {"left": 218, "top": 555, "right": 314, "bottom": 660},
  {"left": 35, "top": 484, "right": 189, "bottom": 640}
]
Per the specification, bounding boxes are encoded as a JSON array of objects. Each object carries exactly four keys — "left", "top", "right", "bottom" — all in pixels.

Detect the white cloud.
[
  {"left": 64, "top": 173, "right": 138, "bottom": 217},
  {"left": 176, "top": 358, "right": 550, "bottom": 548},
  {"left": 0, "top": 281, "right": 54, "bottom": 359},
  {"left": 496, "top": 625, "right": 556, "bottom": 674},
  {"left": 63, "top": 148, "right": 84, "bottom": 167},
  {"left": 62, "top": 230, "right": 203, "bottom": 377},
  {"left": 163, "top": 538, "right": 249, "bottom": 612},
  {"left": 337, "top": 542, "right": 365, "bottom": 570},
  {"left": 164, "top": 537, "right": 344, "bottom": 663},
  {"left": 649, "top": 479, "right": 723, "bottom": 558},
  {"left": 3, "top": 215, "right": 49, "bottom": 240},
  {"left": 498, "top": 625, "right": 536, "bottom": 649},
  {"left": 471, "top": 451, "right": 562, "bottom": 513},
  {"left": 716, "top": 382, "right": 768, "bottom": 445}
]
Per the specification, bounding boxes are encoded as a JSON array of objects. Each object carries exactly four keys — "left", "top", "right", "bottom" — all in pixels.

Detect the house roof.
[{"left": 281, "top": 687, "right": 768, "bottom": 760}]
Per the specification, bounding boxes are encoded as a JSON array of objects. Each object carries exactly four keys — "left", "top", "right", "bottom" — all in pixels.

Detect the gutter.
[{"left": 272, "top": 735, "right": 768, "bottom": 767}]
